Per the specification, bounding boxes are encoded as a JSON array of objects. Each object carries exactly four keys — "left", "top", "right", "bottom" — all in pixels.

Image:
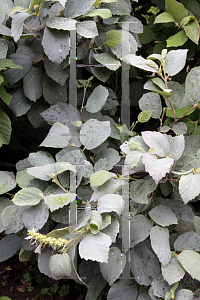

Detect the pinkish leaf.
[
  {"left": 142, "top": 153, "right": 174, "bottom": 184},
  {"left": 142, "top": 131, "right": 170, "bottom": 157}
]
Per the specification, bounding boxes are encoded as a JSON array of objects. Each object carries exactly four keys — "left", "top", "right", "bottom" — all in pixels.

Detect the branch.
[{"left": 169, "top": 103, "right": 200, "bottom": 129}]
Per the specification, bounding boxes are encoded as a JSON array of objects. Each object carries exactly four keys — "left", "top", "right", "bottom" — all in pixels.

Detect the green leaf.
[
  {"left": 0, "top": 171, "right": 16, "bottom": 194},
  {"left": 44, "top": 193, "right": 76, "bottom": 212},
  {"left": 16, "top": 45, "right": 43, "bottom": 63},
  {"left": 27, "top": 162, "right": 76, "bottom": 181},
  {"left": 162, "top": 257, "right": 185, "bottom": 285},
  {"left": 40, "top": 102, "right": 82, "bottom": 147},
  {"left": 151, "top": 275, "right": 171, "bottom": 298},
  {"left": 43, "top": 73, "right": 67, "bottom": 105},
  {"left": 154, "top": 12, "right": 175, "bottom": 24},
  {"left": 124, "top": 150, "right": 143, "bottom": 169},
  {"left": 90, "top": 50, "right": 112, "bottom": 82},
  {"left": 76, "top": 21, "right": 98, "bottom": 38},
  {"left": 12, "top": 187, "right": 43, "bottom": 206},
  {"left": 0, "top": 111, "right": 11, "bottom": 146},
  {"left": 123, "top": 53, "right": 159, "bottom": 72},
  {"left": 28, "top": 151, "right": 55, "bottom": 167},
  {"left": 49, "top": 253, "right": 71, "bottom": 280},
  {"left": 44, "top": 57, "right": 69, "bottom": 86},
  {"left": 80, "top": 119, "right": 111, "bottom": 150},
  {"left": 97, "top": 194, "right": 124, "bottom": 215},
  {"left": 183, "top": 20, "right": 200, "bottom": 44},
  {"left": 168, "top": 135, "right": 185, "bottom": 161},
  {"left": 16, "top": 170, "right": 34, "bottom": 188},
  {"left": 130, "top": 178, "right": 157, "bottom": 204},
  {"left": 181, "top": 16, "right": 195, "bottom": 26},
  {"left": 26, "top": 164, "right": 55, "bottom": 181},
  {"left": 0, "top": 58, "right": 23, "bottom": 71},
  {"left": 130, "top": 241, "right": 160, "bottom": 286},
  {"left": 102, "top": 0, "right": 131, "bottom": 16},
  {"left": 79, "top": 232, "right": 112, "bottom": 263},
  {"left": 85, "top": 273, "right": 107, "bottom": 300},
  {"left": 139, "top": 92, "right": 162, "bottom": 119},
  {"left": 0, "top": 86, "right": 12, "bottom": 105},
  {"left": 23, "top": 67, "right": 43, "bottom": 101},
  {"left": 90, "top": 170, "right": 113, "bottom": 187},
  {"left": 40, "top": 122, "right": 71, "bottom": 148},
  {"left": 0, "top": 198, "right": 11, "bottom": 233},
  {"left": 187, "top": 123, "right": 200, "bottom": 135},
  {"left": 150, "top": 226, "right": 171, "bottom": 266},
  {"left": 89, "top": 210, "right": 102, "bottom": 234},
  {"left": 0, "top": 39, "right": 8, "bottom": 59},
  {"left": 145, "top": 59, "right": 158, "bottom": 70},
  {"left": 149, "top": 205, "right": 178, "bottom": 227},
  {"left": 144, "top": 80, "right": 172, "bottom": 97},
  {"left": 147, "top": 53, "right": 162, "bottom": 61},
  {"left": 151, "top": 77, "right": 166, "bottom": 91},
  {"left": 42, "top": 27, "right": 69, "bottom": 64},
  {"left": 101, "top": 215, "right": 119, "bottom": 243},
  {"left": 46, "top": 17, "right": 76, "bottom": 30},
  {"left": 2, "top": 205, "right": 25, "bottom": 234},
  {"left": 64, "top": 0, "right": 96, "bottom": 18},
  {"left": 93, "top": 53, "right": 121, "bottom": 71},
  {"left": 177, "top": 250, "right": 200, "bottom": 280},
  {"left": 0, "top": 234, "right": 21, "bottom": 262},
  {"left": 99, "top": 247, "right": 126, "bottom": 286},
  {"left": 130, "top": 214, "right": 153, "bottom": 247},
  {"left": 103, "top": 30, "right": 122, "bottom": 48},
  {"left": 128, "top": 141, "right": 141, "bottom": 151},
  {"left": 138, "top": 26, "right": 154, "bottom": 44},
  {"left": 85, "top": 85, "right": 109, "bottom": 113},
  {"left": 47, "top": 227, "right": 71, "bottom": 238},
  {"left": 165, "top": 0, "right": 188, "bottom": 24},
  {"left": 90, "top": 176, "right": 123, "bottom": 203},
  {"left": 6, "top": 53, "right": 32, "bottom": 84},
  {"left": 108, "top": 280, "right": 138, "bottom": 299},
  {"left": 166, "top": 30, "right": 188, "bottom": 47},
  {"left": 137, "top": 293, "right": 151, "bottom": 300},
  {"left": 174, "top": 231, "right": 200, "bottom": 251},
  {"left": 138, "top": 110, "right": 152, "bottom": 123},
  {"left": 101, "top": 214, "right": 111, "bottom": 230},
  {"left": 11, "top": 12, "right": 30, "bottom": 42},
  {"left": 38, "top": 247, "right": 54, "bottom": 278},
  {"left": 0, "top": 75, "right": 3, "bottom": 84},
  {"left": 166, "top": 105, "right": 194, "bottom": 118},
  {"left": 185, "top": 66, "right": 200, "bottom": 103},
  {"left": 166, "top": 81, "right": 186, "bottom": 110},
  {"left": 23, "top": 200, "right": 49, "bottom": 231},
  {"left": 8, "top": 5, "right": 24, "bottom": 16},
  {"left": 87, "top": 8, "right": 112, "bottom": 19},
  {"left": 0, "top": 3, "right": 5, "bottom": 23},
  {"left": 0, "top": 25, "right": 11, "bottom": 37},
  {"left": 181, "top": 0, "right": 200, "bottom": 19},
  {"left": 111, "top": 29, "right": 138, "bottom": 60},
  {"left": 179, "top": 172, "right": 200, "bottom": 204},
  {"left": 165, "top": 49, "right": 188, "bottom": 76},
  {"left": 175, "top": 289, "right": 193, "bottom": 300},
  {"left": 9, "top": 88, "right": 31, "bottom": 117}
]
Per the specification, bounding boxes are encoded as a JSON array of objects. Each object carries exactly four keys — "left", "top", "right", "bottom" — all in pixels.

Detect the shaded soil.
[{"left": 0, "top": 255, "right": 109, "bottom": 300}]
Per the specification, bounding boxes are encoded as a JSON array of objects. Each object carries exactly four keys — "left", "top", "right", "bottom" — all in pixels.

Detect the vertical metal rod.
[
  {"left": 121, "top": 22, "right": 130, "bottom": 129},
  {"left": 69, "top": 29, "right": 77, "bottom": 108}
]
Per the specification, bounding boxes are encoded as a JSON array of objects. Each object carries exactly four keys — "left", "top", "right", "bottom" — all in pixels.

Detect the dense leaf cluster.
[{"left": 0, "top": 0, "right": 200, "bottom": 299}]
